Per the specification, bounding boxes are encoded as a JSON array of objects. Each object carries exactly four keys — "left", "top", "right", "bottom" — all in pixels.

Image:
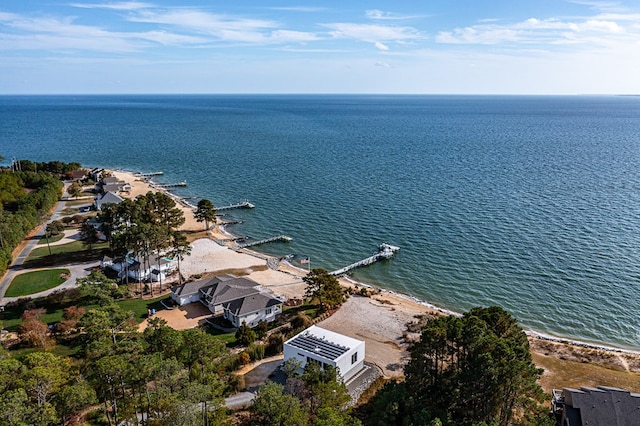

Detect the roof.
[
  {"left": 561, "top": 386, "right": 640, "bottom": 425},
  {"left": 224, "top": 293, "right": 281, "bottom": 316},
  {"left": 200, "top": 277, "right": 261, "bottom": 305},
  {"left": 285, "top": 325, "right": 363, "bottom": 362},
  {"left": 172, "top": 279, "right": 210, "bottom": 297},
  {"left": 102, "top": 183, "right": 124, "bottom": 193},
  {"left": 96, "top": 191, "right": 124, "bottom": 208},
  {"left": 172, "top": 274, "right": 255, "bottom": 298}
]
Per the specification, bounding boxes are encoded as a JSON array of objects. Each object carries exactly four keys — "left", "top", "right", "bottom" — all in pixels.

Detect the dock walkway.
[
  {"left": 218, "top": 200, "right": 255, "bottom": 211},
  {"left": 236, "top": 235, "right": 292, "bottom": 249},
  {"left": 329, "top": 243, "right": 399, "bottom": 276}
]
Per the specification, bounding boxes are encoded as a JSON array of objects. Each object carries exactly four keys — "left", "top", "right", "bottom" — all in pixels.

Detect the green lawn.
[
  {"left": 25, "top": 240, "right": 109, "bottom": 268},
  {"left": 37, "top": 233, "right": 65, "bottom": 245},
  {"left": 5, "top": 269, "right": 70, "bottom": 298},
  {"left": 116, "top": 296, "right": 166, "bottom": 322}
]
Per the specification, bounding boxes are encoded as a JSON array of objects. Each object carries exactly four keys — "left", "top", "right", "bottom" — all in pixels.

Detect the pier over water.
[
  {"left": 329, "top": 243, "right": 399, "bottom": 276},
  {"left": 218, "top": 200, "right": 255, "bottom": 211}
]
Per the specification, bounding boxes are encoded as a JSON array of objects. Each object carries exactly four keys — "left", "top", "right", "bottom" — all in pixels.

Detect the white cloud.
[
  {"left": 436, "top": 14, "right": 634, "bottom": 47},
  {"left": 70, "top": 2, "right": 153, "bottom": 10},
  {"left": 374, "top": 61, "right": 390, "bottom": 68},
  {"left": 365, "top": 10, "right": 423, "bottom": 21},
  {"left": 375, "top": 41, "right": 389, "bottom": 50},
  {"left": 322, "top": 23, "right": 423, "bottom": 43}
]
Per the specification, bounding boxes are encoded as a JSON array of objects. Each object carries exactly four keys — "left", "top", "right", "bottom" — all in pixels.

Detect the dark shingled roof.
[
  {"left": 561, "top": 386, "right": 640, "bottom": 426},
  {"left": 224, "top": 293, "right": 281, "bottom": 317}
]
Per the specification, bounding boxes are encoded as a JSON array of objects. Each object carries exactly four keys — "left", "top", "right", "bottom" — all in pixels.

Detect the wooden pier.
[
  {"left": 236, "top": 235, "right": 292, "bottom": 249},
  {"left": 135, "top": 171, "right": 164, "bottom": 177},
  {"left": 153, "top": 181, "right": 187, "bottom": 188},
  {"left": 217, "top": 200, "right": 255, "bottom": 211},
  {"left": 329, "top": 243, "right": 399, "bottom": 276}
]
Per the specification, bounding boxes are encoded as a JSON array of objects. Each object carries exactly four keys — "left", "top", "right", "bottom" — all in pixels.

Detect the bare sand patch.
[{"left": 111, "top": 170, "right": 202, "bottom": 232}]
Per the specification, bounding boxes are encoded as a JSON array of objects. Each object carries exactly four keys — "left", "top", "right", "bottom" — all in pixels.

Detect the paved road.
[{"left": 0, "top": 182, "right": 97, "bottom": 304}]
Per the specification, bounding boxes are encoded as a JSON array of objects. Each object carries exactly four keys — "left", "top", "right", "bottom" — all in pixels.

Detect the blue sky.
[{"left": 1, "top": 1, "right": 639, "bottom": 94}]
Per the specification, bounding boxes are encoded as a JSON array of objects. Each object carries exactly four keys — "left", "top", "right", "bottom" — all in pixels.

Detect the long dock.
[
  {"left": 236, "top": 235, "right": 292, "bottom": 249},
  {"left": 218, "top": 200, "right": 255, "bottom": 211},
  {"left": 329, "top": 243, "right": 399, "bottom": 276},
  {"left": 153, "top": 181, "right": 187, "bottom": 188},
  {"left": 135, "top": 171, "right": 164, "bottom": 177}
]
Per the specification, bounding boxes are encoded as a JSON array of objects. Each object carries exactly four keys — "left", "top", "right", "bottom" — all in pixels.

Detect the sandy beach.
[{"left": 110, "top": 169, "right": 640, "bottom": 390}]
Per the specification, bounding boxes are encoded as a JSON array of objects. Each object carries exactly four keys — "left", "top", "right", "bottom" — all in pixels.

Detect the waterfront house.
[
  {"left": 94, "top": 191, "right": 124, "bottom": 210},
  {"left": 552, "top": 386, "right": 640, "bottom": 425},
  {"left": 171, "top": 274, "right": 283, "bottom": 328},
  {"left": 284, "top": 325, "right": 365, "bottom": 382},
  {"left": 106, "top": 252, "right": 176, "bottom": 282}
]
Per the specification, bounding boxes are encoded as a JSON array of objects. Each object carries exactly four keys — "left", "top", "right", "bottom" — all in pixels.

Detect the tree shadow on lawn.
[{"left": 23, "top": 248, "right": 110, "bottom": 268}]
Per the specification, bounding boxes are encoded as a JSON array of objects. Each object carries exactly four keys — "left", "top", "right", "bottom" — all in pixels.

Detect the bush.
[
  {"left": 291, "top": 313, "right": 312, "bottom": 330},
  {"left": 246, "top": 343, "right": 266, "bottom": 361},
  {"left": 266, "top": 333, "right": 284, "bottom": 356}
]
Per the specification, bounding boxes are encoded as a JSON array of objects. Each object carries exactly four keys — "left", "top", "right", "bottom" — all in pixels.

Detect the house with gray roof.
[
  {"left": 171, "top": 274, "right": 283, "bottom": 328},
  {"left": 95, "top": 191, "right": 124, "bottom": 210},
  {"left": 284, "top": 325, "right": 365, "bottom": 382},
  {"left": 552, "top": 386, "right": 640, "bottom": 425}
]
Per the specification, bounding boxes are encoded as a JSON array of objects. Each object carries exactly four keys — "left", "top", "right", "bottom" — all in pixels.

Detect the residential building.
[
  {"left": 552, "top": 386, "right": 640, "bottom": 425},
  {"left": 171, "top": 274, "right": 283, "bottom": 328},
  {"left": 104, "top": 252, "right": 176, "bottom": 282},
  {"left": 94, "top": 191, "right": 124, "bottom": 210},
  {"left": 284, "top": 325, "right": 365, "bottom": 382}
]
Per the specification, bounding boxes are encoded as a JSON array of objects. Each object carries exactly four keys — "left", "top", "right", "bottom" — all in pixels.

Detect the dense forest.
[{"left": 0, "top": 159, "right": 81, "bottom": 276}]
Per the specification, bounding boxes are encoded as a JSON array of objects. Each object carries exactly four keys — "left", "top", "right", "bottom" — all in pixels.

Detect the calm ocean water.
[{"left": 1, "top": 95, "right": 640, "bottom": 349}]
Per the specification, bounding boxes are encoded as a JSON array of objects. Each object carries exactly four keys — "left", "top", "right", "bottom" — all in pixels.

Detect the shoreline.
[{"left": 109, "top": 168, "right": 640, "bottom": 362}]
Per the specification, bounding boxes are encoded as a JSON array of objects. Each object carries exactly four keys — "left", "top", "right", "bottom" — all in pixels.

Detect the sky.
[{"left": 1, "top": 1, "right": 640, "bottom": 94}]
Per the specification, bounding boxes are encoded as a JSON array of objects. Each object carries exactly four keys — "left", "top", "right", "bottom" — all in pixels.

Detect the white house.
[
  {"left": 171, "top": 274, "right": 284, "bottom": 328},
  {"left": 284, "top": 325, "right": 365, "bottom": 383},
  {"left": 105, "top": 252, "right": 176, "bottom": 282}
]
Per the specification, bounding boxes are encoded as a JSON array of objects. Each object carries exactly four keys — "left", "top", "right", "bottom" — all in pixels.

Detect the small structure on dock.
[
  {"left": 235, "top": 235, "right": 292, "bottom": 249},
  {"left": 217, "top": 200, "right": 255, "bottom": 211},
  {"left": 329, "top": 243, "right": 399, "bottom": 276}
]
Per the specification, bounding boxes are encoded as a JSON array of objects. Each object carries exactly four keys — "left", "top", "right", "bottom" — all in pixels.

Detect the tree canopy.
[
  {"left": 363, "top": 306, "right": 551, "bottom": 426},
  {"left": 303, "top": 268, "right": 346, "bottom": 312},
  {"left": 194, "top": 198, "right": 216, "bottom": 231}
]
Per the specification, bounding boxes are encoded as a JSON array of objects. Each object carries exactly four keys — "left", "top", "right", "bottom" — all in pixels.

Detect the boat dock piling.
[
  {"left": 329, "top": 243, "right": 400, "bottom": 276},
  {"left": 217, "top": 200, "right": 255, "bottom": 211},
  {"left": 236, "top": 235, "right": 292, "bottom": 249}
]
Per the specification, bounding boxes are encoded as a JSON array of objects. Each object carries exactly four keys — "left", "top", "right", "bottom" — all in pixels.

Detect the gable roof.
[
  {"left": 224, "top": 293, "right": 281, "bottom": 317},
  {"left": 95, "top": 191, "right": 124, "bottom": 209}
]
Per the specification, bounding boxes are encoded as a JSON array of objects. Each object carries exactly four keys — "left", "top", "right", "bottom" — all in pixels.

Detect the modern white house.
[
  {"left": 284, "top": 325, "right": 365, "bottom": 383},
  {"left": 171, "top": 274, "right": 284, "bottom": 328}
]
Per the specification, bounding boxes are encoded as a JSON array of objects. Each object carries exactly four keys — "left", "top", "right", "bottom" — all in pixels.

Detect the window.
[
  {"left": 351, "top": 352, "right": 358, "bottom": 364},
  {"left": 266, "top": 308, "right": 272, "bottom": 315}
]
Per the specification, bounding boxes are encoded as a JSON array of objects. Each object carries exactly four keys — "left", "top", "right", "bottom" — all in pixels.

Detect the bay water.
[{"left": 2, "top": 95, "right": 639, "bottom": 349}]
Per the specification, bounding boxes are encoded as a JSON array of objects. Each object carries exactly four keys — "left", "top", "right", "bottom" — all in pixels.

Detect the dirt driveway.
[{"left": 138, "top": 302, "right": 212, "bottom": 332}]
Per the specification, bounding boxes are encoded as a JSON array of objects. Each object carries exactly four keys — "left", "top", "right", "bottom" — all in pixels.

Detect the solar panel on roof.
[{"left": 287, "top": 332, "right": 349, "bottom": 361}]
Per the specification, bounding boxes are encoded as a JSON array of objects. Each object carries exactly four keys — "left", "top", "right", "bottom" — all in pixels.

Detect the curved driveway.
[{"left": 0, "top": 183, "right": 99, "bottom": 305}]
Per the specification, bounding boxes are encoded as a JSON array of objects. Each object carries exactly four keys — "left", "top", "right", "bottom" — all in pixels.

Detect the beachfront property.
[
  {"left": 171, "top": 274, "right": 283, "bottom": 328},
  {"left": 552, "top": 386, "right": 640, "bottom": 425},
  {"left": 102, "top": 252, "right": 176, "bottom": 282},
  {"left": 94, "top": 191, "right": 124, "bottom": 210},
  {"left": 284, "top": 325, "right": 365, "bottom": 383}
]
